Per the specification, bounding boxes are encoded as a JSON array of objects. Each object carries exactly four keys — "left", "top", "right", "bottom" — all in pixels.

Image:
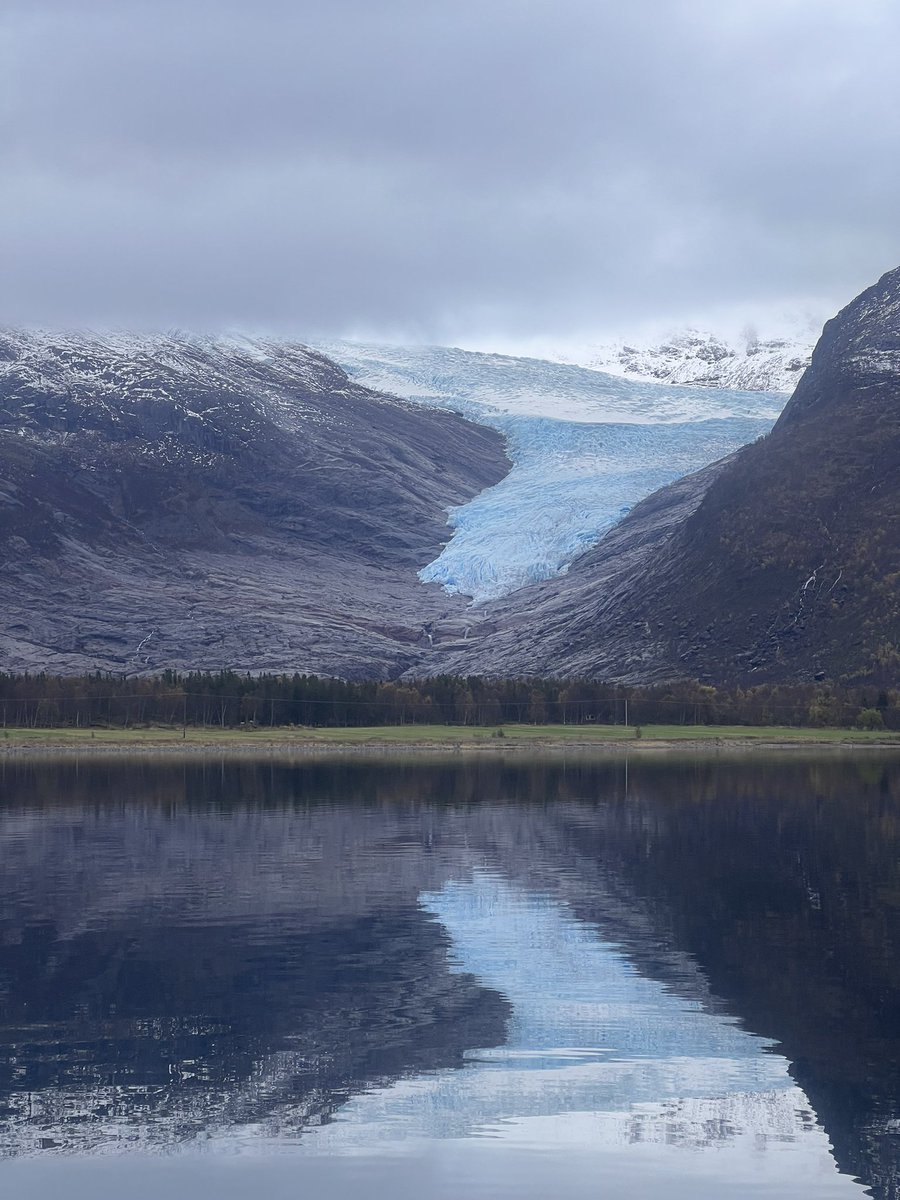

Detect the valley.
[{"left": 0, "top": 266, "right": 897, "bottom": 687}]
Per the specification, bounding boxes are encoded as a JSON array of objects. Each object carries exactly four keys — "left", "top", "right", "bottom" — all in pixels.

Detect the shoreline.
[{"left": 0, "top": 724, "right": 899, "bottom": 760}]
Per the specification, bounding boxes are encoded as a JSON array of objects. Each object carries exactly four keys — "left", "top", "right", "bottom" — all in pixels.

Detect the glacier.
[{"left": 315, "top": 340, "right": 787, "bottom": 603}]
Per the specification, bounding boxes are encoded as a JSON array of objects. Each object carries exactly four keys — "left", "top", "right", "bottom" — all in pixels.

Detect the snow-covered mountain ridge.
[
  {"left": 0, "top": 328, "right": 374, "bottom": 444},
  {"left": 539, "top": 324, "right": 818, "bottom": 394},
  {"left": 577, "top": 330, "right": 811, "bottom": 393}
]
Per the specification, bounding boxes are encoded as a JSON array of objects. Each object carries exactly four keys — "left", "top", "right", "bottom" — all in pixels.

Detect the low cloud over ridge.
[{"left": 2, "top": 0, "right": 900, "bottom": 343}]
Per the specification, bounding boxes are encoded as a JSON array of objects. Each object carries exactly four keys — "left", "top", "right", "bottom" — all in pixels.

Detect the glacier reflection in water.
[{"left": 297, "top": 872, "right": 858, "bottom": 1197}]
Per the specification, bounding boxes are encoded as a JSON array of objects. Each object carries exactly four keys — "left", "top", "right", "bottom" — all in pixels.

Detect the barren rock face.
[{"left": 0, "top": 331, "right": 509, "bottom": 677}]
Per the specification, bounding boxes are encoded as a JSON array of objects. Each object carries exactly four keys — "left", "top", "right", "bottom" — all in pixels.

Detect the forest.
[{"left": 0, "top": 671, "right": 896, "bottom": 731}]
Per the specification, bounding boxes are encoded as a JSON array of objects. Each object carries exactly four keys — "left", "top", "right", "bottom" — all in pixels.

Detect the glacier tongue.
[{"left": 315, "top": 340, "right": 786, "bottom": 603}]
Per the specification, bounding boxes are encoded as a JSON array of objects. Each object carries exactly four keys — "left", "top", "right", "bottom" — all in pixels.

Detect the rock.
[{"left": 0, "top": 331, "right": 509, "bottom": 676}]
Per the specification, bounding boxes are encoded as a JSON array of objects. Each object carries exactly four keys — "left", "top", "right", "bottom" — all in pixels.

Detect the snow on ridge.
[
  {"left": 0, "top": 327, "right": 330, "bottom": 398},
  {"left": 0, "top": 328, "right": 359, "bottom": 447},
  {"left": 572, "top": 330, "right": 813, "bottom": 394},
  {"left": 530, "top": 318, "right": 820, "bottom": 395},
  {"left": 466, "top": 309, "right": 823, "bottom": 396}
]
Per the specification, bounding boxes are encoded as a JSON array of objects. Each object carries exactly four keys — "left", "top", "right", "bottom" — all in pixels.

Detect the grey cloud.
[{"left": 2, "top": 0, "right": 900, "bottom": 340}]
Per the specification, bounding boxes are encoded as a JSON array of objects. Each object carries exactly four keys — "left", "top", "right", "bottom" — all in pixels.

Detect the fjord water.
[{"left": 1, "top": 756, "right": 898, "bottom": 1199}]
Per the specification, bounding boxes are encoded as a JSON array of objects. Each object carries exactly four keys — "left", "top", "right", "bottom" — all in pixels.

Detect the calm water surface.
[{"left": 1, "top": 753, "right": 899, "bottom": 1198}]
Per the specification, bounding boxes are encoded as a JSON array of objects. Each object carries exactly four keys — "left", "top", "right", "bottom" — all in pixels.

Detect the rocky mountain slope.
[
  {"left": 0, "top": 331, "right": 508, "bottom": 676},
  {"left": 441, "top": 268, "right": 900, "bottom": 684}
]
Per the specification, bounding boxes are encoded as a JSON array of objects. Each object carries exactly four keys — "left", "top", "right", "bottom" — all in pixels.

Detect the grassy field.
[{"left": 0, "top": 722, "right": 898, "bottom": 749}]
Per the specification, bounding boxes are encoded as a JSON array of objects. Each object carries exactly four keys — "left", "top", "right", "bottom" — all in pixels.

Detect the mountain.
[
  {"left": 2, "top": 262, "right": 894, "bottom": 687},
  {"left": 0, "top": 330, "right": 507, "bottom": 676},
  {"left": 559, "top": 325, "right": 815, "bottom": 394},
  {"left": 438, "top": 267, "right": 900, "bottom": 684}
]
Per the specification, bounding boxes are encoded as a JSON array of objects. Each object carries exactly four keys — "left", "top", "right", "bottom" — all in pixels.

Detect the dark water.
[{"left": 1, "top": 753, "right": 900, "bottom": 1199}]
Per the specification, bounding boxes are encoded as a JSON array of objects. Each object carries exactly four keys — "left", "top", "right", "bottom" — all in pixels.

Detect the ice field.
[{"left": 318, "top": 341, "right": 787, "bottom": 602}]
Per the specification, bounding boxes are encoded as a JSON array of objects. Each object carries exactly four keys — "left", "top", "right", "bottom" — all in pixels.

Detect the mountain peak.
[{"left": 432, "top": 266, "right": 900, "bottom": 684}]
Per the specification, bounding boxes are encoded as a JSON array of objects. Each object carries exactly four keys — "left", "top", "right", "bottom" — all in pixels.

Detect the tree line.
[{"left": 0, "top": 671, "right": 897, "bottom": 731}]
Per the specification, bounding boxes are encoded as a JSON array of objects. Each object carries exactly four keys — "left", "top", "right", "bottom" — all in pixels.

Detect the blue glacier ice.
[{"left": 316, "top": 340, "right": 787, "bottom": 602}]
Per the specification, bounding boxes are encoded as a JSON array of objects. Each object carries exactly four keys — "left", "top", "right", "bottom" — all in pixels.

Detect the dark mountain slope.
[
  {"left": 664, "top": 266, "right": 900, "bottom": 682},
  {"left": 439, "top": 267, "right": 900, "bottom": 684},
  {"left": 0, "top": 331, "right": 508, "bottom": 676}
]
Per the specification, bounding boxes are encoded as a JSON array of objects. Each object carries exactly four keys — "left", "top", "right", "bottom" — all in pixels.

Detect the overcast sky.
[{"left": 3, "top": 0, "right": 900, "bottom": 347}]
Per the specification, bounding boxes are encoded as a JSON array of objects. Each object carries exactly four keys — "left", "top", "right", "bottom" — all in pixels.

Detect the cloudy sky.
[{"left": 3, "top": 0, "right": 900, "bottom": 347}]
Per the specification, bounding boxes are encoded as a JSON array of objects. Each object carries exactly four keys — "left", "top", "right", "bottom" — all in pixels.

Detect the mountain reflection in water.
[{"left": 0, "top": 754, "right": 898, "bottom": 1199}]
